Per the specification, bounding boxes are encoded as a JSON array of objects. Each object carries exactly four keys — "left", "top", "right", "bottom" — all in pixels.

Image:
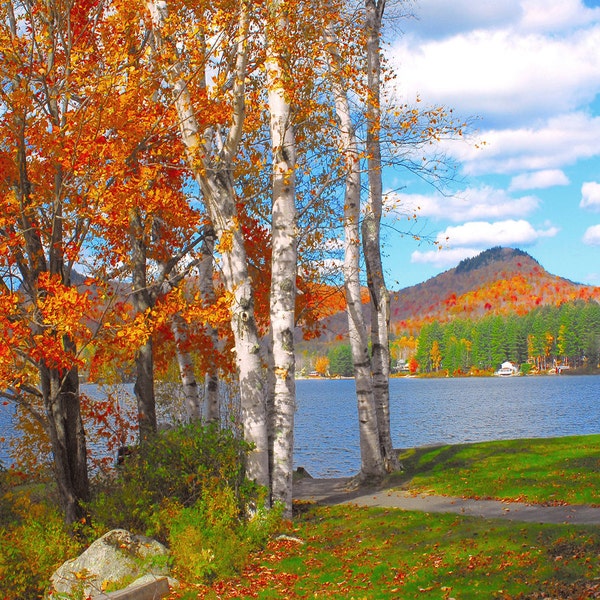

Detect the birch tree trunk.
[
  {"left": 171, "top": 313, "right": 202, "bottom": 422},
  {"left": 363, "top": 0, "right": 398, "bottom": 471},
  {"left": 266, "top": 0, "right": 298, "bottom": 515},
  {"left": 197, "top": 228, "right": 220, "bottom": 423},
  {"left": 147, "top": 0, "right": 270, "bottom": 488},
  {"left": 325, "top": 19, "right": 385, "bottom": 479}
]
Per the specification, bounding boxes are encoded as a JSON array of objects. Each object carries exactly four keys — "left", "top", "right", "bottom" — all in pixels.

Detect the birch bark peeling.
[
  {"left": 147, "top": 0, "right": 270, "bottom": 488},
  {"left": 325, "top": 17, "right": 385, "bottom": 478},
  {"left": 266, "top": 0, "right": 298, "bottom": 516}
]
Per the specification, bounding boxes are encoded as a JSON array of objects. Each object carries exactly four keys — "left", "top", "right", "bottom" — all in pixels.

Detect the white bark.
[
  {"left": 147, "top": 0, "right": 270, "bottom": 489},
  {"left": 363, "top": 0, "right": 398, "bottom": 472},
  {"left": 197, "top": 230, "right": 220, "bottom": 423},
  {"left": 266, "top": 0, "right": 298, "bottom": 516},
  {"left": 171, "top": 314, "right": 202, "bottom": 422},
  {"left": 325, "top": 19, "right": 385, "bottom": 478}
]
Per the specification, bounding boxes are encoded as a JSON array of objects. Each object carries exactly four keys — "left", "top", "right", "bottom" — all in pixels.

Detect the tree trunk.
[
  {"left": 325, "top": 19, "right": 385, "bottom": 479},
  {"left": 41, "top": 357, "right": 90, "bottom": 524},
  {"left": 364, "top": 0, "right": 398, "bottom": 471},
  {"left": 205, "top": 179, "right": 269, "bottom": 486},
  {"left": 266, "top": 0, "right": 298, "bottom": 516},
  {"left": 130, "top": 209, "right": 157, "bottom": 440},
  {"left": 16, "top": 144, "right": 90, "bottom": 523},
  {"left": 146, "top": 0, "right": 270, "bottom": 488},
  {"left": 171, "top": 314, "right": 202, "bottom": 422},
  {"left": 197, "top": 228, "right": 220, "bottom": 423}
]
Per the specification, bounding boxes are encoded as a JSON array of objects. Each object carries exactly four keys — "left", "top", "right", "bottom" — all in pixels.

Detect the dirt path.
[{"left": 293, "top": 477, "right": 600, "bottom": 525}]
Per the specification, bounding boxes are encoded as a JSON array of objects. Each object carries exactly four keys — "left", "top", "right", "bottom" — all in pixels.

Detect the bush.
[
  {"left": 0, "top": 488, "right": 82, "bottom": 598},
  {"left": 90, "top": 422, "right": 253, "bottom": 536},
  {"left": 0, "top": 422, "right": 282, "bottom": 595},
  {"left": 165, "top": 489, "right": 283, "bottom": 583},
  {"left": 89, "top": 421, "right": 281, "bottom": 584}
]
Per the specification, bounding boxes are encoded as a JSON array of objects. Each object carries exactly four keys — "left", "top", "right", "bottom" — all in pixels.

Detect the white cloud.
[
  {"left": 580, "top": 181, "right": 600, "bottom": 210},
  {"left": 436, "top": 219, "right": 559, "bottom": 247},
  {"left": 390, "top": 17, "right": 600, "bottom": 126},
  {"left": 509, "top": 169, "right": 570, "bottom": 191},
  {"left": 445, "top": 112, "right": 600, "bottom": 175},
  {"left": 519, "top": 0, "right": 600, "bottom": 32},
  {"left": 408, "top": 0, "right": 600, "bottom": 39},
  {"left": 380, "top": 1, "right": 600, "bottom": 286},
  {"left": 411, "top": 219, "right": 560, "bottom": 267},
  {"left": 583, "top": 224, "right": 600, "bottom": 245},
  {"left": 388, "top": 186, "right": 538, "bottom": 222},
  {"left": 411, "top": 246, "right": 481, "bottom": 267}
]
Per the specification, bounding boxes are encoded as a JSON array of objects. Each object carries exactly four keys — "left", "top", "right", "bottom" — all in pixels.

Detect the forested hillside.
[
  {"left": 390, "top": 247, "right": 600, "bottom": 334},
  {"left": 296, "top": 247, "right": 600, "bottom": 374}
]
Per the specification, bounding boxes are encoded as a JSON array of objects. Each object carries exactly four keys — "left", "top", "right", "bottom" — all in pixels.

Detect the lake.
[
  {"left": 2, "top": 376, "right": 599, "bottom": 477},
  {"left": 294, "top": 375, "right": 600, "bottom": 477}
]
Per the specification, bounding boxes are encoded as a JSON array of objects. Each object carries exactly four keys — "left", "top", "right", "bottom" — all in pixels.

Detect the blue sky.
[{"left": 381, "top": 0, "right": 600, "bottom": 290}]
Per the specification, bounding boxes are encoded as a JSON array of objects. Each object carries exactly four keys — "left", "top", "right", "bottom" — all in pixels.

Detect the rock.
[
  {"left": 48, "top": 529, "right": 170, "bottom": 599},
  {"left": 94, "top": 575, "right": 174, "bottom": 599},
  {"left": 294, "top": 466, "right": 313, "bottom": 479}
]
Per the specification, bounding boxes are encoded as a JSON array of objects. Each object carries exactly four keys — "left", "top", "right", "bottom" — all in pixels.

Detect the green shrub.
[
  {"left": 88, "top": 421, "right": 282, "bottom": 584},
  {"left": 164, "top": 488, "right": 283, "bottom": 583},
  {"left": 90, "top": 422, "right": 254, "bottom": 537},
  {"left": 0, "top": 490, "right": 82, "bottom": 598}
]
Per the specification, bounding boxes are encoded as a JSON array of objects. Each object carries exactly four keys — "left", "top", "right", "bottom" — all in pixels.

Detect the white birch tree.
[
  {"left": 146, "top": 0, "right": 270, "bottom": 488},
  {"left": 324, "top": 15, "right": 385, "bottom": 479},
  {"left": 265, "top": 0, "right": 298, "bottom": 515},
  {"left": 363, "top": 0, "right": 398, "bottom": 471},
  {"left": 196, "top": 228, "right": 221, "bottom": 423}
]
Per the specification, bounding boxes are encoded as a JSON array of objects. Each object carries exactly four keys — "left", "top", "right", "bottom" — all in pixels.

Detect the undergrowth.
[{"left": 0, "top": 422, "right": 282, "bottom": 598}]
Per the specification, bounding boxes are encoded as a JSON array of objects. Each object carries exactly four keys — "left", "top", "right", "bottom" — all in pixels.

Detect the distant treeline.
[{"left": 410, "top": 299, "right": 600, "bottom": 375}]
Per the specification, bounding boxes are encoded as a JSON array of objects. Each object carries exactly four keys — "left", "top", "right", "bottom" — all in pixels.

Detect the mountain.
[
  {"left": 298, "top": 247, "right": 600, "bottom": 347},
  {"left": 390, "top": 247, "right": 600, "bottom": 334}
]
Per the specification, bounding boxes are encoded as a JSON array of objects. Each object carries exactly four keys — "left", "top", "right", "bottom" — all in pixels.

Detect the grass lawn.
[
  {"left": 396, "top": 433, "right": 600, "bottom": 506},
  {"left": 177, "top": 434, "right": 600, "bottom": 599}
]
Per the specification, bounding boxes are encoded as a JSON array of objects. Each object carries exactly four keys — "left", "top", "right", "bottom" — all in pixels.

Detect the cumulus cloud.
[
  {"left": 583, "top": 224, "right": 600, "bottom": 245},
  {"left": 519, "top": 0, "right": 600, "bottom": 32},
  {"left": 444, "top": 112, "right": 600, "bottom": 175},
  {"left": 509, "top": 169, "right": 570, "bottom": 191},
  {"left": 435, "top": 219, "right": 559, "bottom": 247},
  {"left": 410, "top": 219, "right": 559, "bottom": 267},
  {"left": 403, "top": 0, "right": 521, "bottom": 39},
  {"left": 580, "top": 181, "right": 600, "bottom": 210},
  {"left": 388, "top": 186, "right": 538, "bottom": 222},
  {"left": 390, "top": 12, "right": 600, "bottom": 127},
  {"left": 411, "top": 246, "right": 481, "bottom": 267},
  {"left": 407, "top": 0, "right": 600, "bottom": 40}
]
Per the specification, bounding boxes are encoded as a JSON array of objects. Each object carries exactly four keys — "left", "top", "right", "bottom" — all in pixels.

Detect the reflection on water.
[{"left": 295, "top": 375, "right": 600, "bottom": 477}]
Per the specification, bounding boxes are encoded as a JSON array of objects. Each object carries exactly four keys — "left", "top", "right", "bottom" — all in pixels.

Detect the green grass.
[
  {"left": 189, "top": 434, "right": 600, "bottom": 599},
  {"left": 194, "top": 504, "right": 600, "bottom": 599},
  {"left": 395, "top": 434, "right": 600, "bottom": 505}
]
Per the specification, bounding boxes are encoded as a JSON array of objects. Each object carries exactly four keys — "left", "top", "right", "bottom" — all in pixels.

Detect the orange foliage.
[{"left": 314, "top": 355, "right": 330, "bottom": 376}]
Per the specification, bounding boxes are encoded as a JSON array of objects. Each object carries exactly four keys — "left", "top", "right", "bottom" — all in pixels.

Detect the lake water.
[
  {"left": 294, "top": 375, "right": 600, "bottom": 477},
  {"left": 2, "top": 376, "right": 599, "bottom": 477}
]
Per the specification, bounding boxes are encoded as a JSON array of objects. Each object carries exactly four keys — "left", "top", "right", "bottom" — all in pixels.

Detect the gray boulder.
[{"left": 48, "top": 529, "right": 170, "bottom": 599}]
